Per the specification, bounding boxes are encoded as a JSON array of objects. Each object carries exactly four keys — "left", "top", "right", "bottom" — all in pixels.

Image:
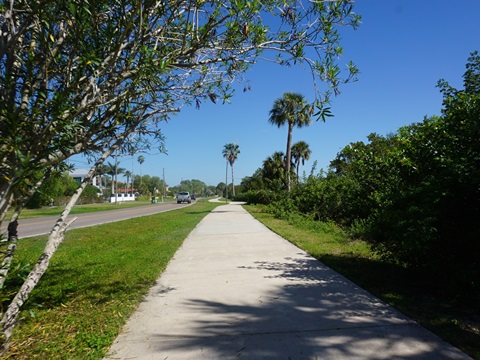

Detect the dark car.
[{"left": 191, "top": 193, "right": 196, "bottom": 200}]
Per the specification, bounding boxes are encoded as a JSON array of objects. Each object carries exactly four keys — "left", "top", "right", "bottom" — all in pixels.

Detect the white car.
[{"left": 177, "top": 191, "right": 191, "bottom": 204}]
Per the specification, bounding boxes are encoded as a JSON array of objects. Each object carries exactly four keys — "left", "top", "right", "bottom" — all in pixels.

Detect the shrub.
[{"left": 234, "top": 189, "right": 284, "bottom": 205}]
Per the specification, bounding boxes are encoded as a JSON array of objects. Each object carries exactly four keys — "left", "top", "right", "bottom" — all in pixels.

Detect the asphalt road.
[{"left": 3, "top": 201, "right": 193, "bottom": 239}]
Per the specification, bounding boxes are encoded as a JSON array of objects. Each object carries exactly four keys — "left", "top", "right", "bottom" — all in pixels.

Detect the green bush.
[
  {"left": 26, "top": 172, "right": 79, "bottom": 208},
  {"left": 234, "top": 189, "right": 284, "bottom": 205},
  {"left": 81, "top": 184, "right": 101, "bottom": 198}
]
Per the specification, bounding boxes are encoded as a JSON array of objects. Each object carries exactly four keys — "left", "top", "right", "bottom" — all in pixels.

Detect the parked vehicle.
[
  {"left": 191, "top": 193, "right": 196, "bottom": 200},
  {"left": 177, "top": 191, "right": 191, "bottom": 204}
]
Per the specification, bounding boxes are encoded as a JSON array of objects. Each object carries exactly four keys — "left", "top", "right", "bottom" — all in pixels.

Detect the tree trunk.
[
  {"left": 0, "top": 213, "right": 20, "bottom": 289},
  {"left": 231, "top": 164, "right": 235, "bottom": 197},
  {"left": 1, "top": 179, "right": 49, "bottom": 287},
  {"left": 0, "top": 182, "right": 14, "bottom": 229},
  {"left": 111, "top": 175, "right": 115, "bottom": 194},
  {"left": 0, "top": 146, "right": 115, "bottom": 355},
  {"left": 285, "top": 123, "right": 293, "bottom": 191},
  {"left": 0, "top": 198, "right": 79, "bottom": 355},
  {"left": 225, "top": 160, "right": 228, "bottom": 201}
]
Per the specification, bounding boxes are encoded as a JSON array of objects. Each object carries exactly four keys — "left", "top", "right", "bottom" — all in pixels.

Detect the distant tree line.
[
  {"left": 169, "top": 179, "right": 220, "bottom": 198},
  {"left": 26, "top": 168, "right": 229, "bottom": 207}
]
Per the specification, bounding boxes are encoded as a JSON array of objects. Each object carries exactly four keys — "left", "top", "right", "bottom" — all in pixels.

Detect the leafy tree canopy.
[{"left": 0, "top": 0, "right": 360, "bottom": 225}]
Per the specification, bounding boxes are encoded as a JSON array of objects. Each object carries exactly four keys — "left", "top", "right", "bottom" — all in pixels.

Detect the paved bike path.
[{"left": 105, "top": 202, "right": 470, "bottom": 359}]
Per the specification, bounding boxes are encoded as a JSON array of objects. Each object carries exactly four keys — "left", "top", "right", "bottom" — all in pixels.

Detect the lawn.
[
  {"left": 243, "top": 204, "right": 480, "bottom": 360},
  {"left": 2, "top": 200, "right": 221, "bottom": 359}
]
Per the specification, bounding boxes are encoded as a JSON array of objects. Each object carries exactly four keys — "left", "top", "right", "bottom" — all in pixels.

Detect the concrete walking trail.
[{"left": 105, "top": 202, "right": 470, "bottom": 359}]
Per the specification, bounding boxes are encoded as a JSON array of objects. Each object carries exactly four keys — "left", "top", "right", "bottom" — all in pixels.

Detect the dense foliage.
[
  {"left": 240, "top": 51, "right": 480, "bottom": 299},
  {"left": 26, "top": 173, "right": 105, "bottom": 208},
  {"left": 327, "top": 52, "right": 480, "bottom": 284}
]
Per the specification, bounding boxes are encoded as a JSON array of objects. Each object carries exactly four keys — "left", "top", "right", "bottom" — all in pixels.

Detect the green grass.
[
  {"left": 2, "top": 201, "right": 221, "bottom": 359},
  {"left": 243, "top": 204, "right": 480, "bottom": 360}
]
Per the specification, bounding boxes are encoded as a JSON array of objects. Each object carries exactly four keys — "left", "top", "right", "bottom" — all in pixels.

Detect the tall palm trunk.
[
  {"left": 285, "top": 123, "right": 293, "bottom": 191},
  {"left": 231, "top": 164, "right": 235, "bottom": 197},
  {"left": 225, "top": 160, "right": 229, "bottom": 200},
  {"left": 111, "top": 175, "right": 115, "bottom": 194}
]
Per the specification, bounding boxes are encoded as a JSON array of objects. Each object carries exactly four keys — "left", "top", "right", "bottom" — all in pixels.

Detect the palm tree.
[
  {"left": 105, "top": 161, "right": 125, "bottom": 195},
  {"left": 124, "top": 170, "right": 132, "bottom": 194},
  {"left": 268, "top": 92, "right": 313, "bottom": 191},
  {"left": 137, "top": 155, "right": 145, "bottom": 186},
  {"left": 222, "top": 143, "right": 240, "bottom": 197},
  {"left": 94, "top": 164, "right": 110, "bottom": 191},
  {"left": 262, "top": 151, "right": 287, "bottom": 191},
  {"left": 291, "top": 141, "right": 312, "bottom": 182}
]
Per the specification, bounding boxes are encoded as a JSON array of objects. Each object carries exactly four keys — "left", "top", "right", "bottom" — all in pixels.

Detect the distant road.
[{"left": 3, "top": 201, "right": 193, "bottom": 239}]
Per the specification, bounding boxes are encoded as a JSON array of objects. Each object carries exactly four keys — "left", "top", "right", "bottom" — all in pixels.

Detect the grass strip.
[
  {"left": 243, "top": 204, "right": 480, "bottom": 360},
  {"left": 3, "top": 201, "right": 221, "bottom": 359}
]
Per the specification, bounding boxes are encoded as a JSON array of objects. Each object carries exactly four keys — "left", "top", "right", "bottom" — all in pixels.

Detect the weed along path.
[
  {"left": 5, "top": 201, "right": 193, "bottom": 238},
  {"left": 105, "top": 203, "right": 471, "bottom": 360}
]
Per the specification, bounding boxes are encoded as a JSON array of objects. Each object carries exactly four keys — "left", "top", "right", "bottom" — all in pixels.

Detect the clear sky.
[{"left": 72, "top": 0, "right": 480, "bottom": 188}]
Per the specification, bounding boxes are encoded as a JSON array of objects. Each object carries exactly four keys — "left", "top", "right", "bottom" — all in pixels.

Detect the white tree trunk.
[
  {"left": 0, "top": 200, "right": 78, "bottom": 355},
  {"left": 0, "top": 208, "right": 21, "bottom": 289},
  {"left": 0, "top": 146, "right": 116, "bottom": 355}
]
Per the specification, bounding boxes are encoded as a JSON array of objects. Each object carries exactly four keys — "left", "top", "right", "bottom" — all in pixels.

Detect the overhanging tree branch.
[{"left": 0, "top": 1, "right": 360, "bottom": 352}]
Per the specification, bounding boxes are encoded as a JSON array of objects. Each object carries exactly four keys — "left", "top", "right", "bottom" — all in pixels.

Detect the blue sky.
[{"left": 73, "top": 0, "right": 480, "bottom": 188}]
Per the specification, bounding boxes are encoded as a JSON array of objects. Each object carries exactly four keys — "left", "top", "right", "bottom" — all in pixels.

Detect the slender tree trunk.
[
  {"left": 0, "top": 147, "right": 115, "bottom": 355},
  {"left": 0, "top": 209, "right": 20, "bottom": 289},
  {"left": 225, "top": 160, "right": 228, "bottom": 201},
  {"left": 285, "top": 123, "right": 293, "bottom": 191},
  {"left": 0, "top": 213, "right": 78, "bottom": 355},
  {"left": 0, "top": 198, "right": 79, "bottom": 355},
  {"left": 110, "top": 175, "right": 115, "bottom": 194},
  {"left": 1, "top": 176, "right": 50, "bottom": 287},
  {"left": 0, "top": 182, "right": 14, "bottom": 229},
  {"left": 231, "top": 164, "right": 235, "bottom": 197}
]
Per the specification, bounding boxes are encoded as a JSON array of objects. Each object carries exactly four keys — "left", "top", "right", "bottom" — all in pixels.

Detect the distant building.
[{"left": 70, "top": 169, "right": 100, "bottom": 188}]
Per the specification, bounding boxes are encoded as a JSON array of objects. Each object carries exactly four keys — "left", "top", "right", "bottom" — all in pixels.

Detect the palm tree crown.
[
  {"left": 291, "top": 141, "right": 312, "bottom": 182},
  {"left": 268, "top": 92, "right": 313, "bottom": 191},
  {"left": 222, "top": 143, "right": 240, "bottom": 197},
  {"left": 124, "top": 170, "right": 132, "bottom": 193},
  {"left": 137, "top": 155, "right": 145, "bottom": 185}
]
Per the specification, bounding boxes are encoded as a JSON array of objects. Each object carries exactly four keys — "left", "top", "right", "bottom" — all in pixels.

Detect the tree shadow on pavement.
[{"left": 147, "top": 256, "right": 469, "bottom": 359}]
